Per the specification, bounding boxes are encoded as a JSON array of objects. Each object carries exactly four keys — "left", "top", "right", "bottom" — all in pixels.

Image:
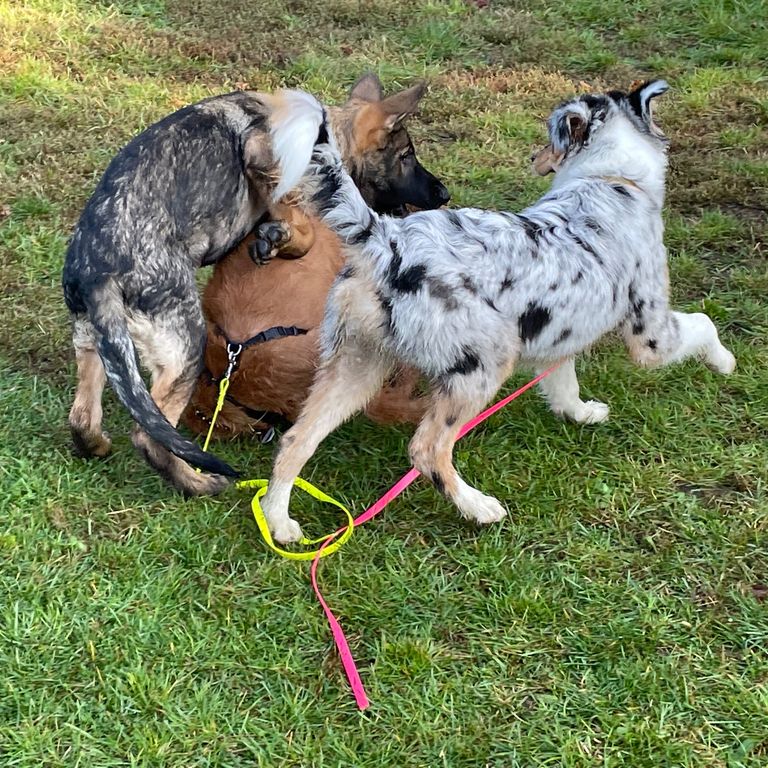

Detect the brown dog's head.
[{"left": 332, "top": 72, "right": 450, "bottom": 214}]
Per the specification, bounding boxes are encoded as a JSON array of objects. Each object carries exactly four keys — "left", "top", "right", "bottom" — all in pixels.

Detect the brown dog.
[{"left": 182, "top": 74, "right": 449, "bottom": 439}]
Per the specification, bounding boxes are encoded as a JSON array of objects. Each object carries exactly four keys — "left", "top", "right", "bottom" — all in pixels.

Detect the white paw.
[
  {"left": 468, "top": 494, "right": 507, "bottom": 524},
  {"left": 570, "top": 399, "right": 610, "bottom": 424},
  {"left": 271, "top": 517, "right": 304, "bottom": 544},
  {"left": 709, "top": 345, "right": 736, "bottom": 375},
  {"left": 455, "top": 481, "right": 508, "bottom": 524}
]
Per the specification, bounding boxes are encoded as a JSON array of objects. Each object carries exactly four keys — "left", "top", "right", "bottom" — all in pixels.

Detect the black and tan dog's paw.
[
  {"left": 70, "top": 426, "right": 112, "bottom": 459},
  {"left": 248, "top": 221, "right": 291, "bottom": 265}
]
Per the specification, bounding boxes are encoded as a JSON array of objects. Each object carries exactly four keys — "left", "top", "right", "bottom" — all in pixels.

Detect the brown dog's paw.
[{"left": 248, "top": 221, "right": 291, "bottom": 265}]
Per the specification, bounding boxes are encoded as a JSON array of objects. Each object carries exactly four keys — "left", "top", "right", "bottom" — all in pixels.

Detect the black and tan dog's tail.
[{"left": 87, "top": 283, "right": 238, "bottom": 478}]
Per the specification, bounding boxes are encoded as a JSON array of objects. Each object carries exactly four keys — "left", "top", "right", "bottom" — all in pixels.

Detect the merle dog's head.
[
  {"left": 335, "top": 73, "right": 450, "bottom": 215},
  {"left": 532, "top": 80, "right": 670, "bottom": 176}
]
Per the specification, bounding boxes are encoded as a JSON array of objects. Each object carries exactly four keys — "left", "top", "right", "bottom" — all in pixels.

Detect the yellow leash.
[
  {"left": 199, "top": 342, "right": 354, "bottom": 560},
  {"left": 236, "top": 478, "right": 354, "bottom": 560}
]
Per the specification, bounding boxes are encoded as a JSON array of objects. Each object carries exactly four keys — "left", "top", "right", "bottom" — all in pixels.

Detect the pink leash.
[{"left": 309, "top": 364, "right": 560, "bottom": 710}]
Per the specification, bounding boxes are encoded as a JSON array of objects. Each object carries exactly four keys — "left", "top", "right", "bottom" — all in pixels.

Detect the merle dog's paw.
[{"left": 248, "top": 221, "right": 291, "bottom": 265}]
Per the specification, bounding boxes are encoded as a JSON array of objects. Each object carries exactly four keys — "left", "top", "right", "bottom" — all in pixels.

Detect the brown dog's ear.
[
  {"left": 349, "top": 72, "right": 384, "bottom": 103},
  {"left": 380, "top": 81, "right": 427, "bottom": 132}
]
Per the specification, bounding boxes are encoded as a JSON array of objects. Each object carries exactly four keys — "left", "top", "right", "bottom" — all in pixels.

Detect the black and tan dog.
[
  {"left": 183, "top": 73, "right": 450, "bottom": 439},
  {"left": 62, "top": 89, "right": 324, "bottom": 495}
]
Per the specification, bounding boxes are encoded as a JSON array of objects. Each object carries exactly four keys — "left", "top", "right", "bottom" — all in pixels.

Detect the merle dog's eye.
[{"left": 400, "top": 148, "right": 415, "bottom": 161}]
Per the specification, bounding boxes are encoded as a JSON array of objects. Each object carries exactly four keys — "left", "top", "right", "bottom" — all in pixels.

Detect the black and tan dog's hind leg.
[
  {"left": 260, "top": 343, "right": 392, "bottom": 543},
  {"left": 69, "top": 320, "right": 111, "bottom": 459},
  {"left": 129, "top": 306, "right": 230, "bottom": 497}
]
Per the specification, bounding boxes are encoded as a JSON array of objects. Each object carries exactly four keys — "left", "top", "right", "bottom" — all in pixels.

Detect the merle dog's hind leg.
[
  {"left": 623, "top": 303, "right": 735, "bottom": 374},
  {"left": 69, "top": 318, "right": 112, "bottom": 458},
  {"left": 537, "top": 357, "right": 609, "bottom": 424},
  {"left": 409, "top": 367, "right": 511, "bottom": 526},
  {"left": 130, "top": 306, "right": 230, "bottom": 496}
]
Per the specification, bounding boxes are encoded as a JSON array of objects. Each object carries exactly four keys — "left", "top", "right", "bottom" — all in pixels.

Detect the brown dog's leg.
[
  {"left": 69, "top": 342, "right": 112, "bottom": 458},
  {"left": 364, "top": 368, "right": 427, "bottom": 425},
  {"left": 260, "top": 347, "right": 391, "bottom": 543},
  {"left": 250, "top": 202, "right": 316, "bottom": 264},
  {"left": 408, "top": 373, "right": 509, "bottom": 525}
]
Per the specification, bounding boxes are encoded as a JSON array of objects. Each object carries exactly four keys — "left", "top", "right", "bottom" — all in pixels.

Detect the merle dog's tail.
[
  {"left": 269, "top": 89, "right": 327, "bottom": 202},
  {"left": 86, "top": 283, "right": 238, "bottom": 478},
  {"left": 272, "top": 90, "right": 380, "bottom": 245}
]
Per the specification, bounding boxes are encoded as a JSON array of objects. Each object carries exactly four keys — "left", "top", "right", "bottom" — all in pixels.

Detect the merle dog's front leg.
[{"left": 537, "top": 357, "right": 610, "bottom": 424}]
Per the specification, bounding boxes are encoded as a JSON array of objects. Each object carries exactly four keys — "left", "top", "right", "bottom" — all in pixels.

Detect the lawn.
[{"left": 1, "top": 0, "right": 767, "bottom": 765}]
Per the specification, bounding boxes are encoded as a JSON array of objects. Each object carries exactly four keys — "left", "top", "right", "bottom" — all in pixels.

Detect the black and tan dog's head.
[{"left": 330, "top": 72, "right": 450, "bottom": 214}]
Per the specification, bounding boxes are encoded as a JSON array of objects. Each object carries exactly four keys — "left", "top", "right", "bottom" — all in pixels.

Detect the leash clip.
[
  {"left": 224, "top": 342, "right": 243, "bottom": 380},
  {"left": 259, "top": 426, "right": 276, "bottom": 444}
]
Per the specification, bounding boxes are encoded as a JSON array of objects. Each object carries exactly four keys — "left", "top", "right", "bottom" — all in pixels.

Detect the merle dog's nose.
[{"left": 434, "top": 182, "right": 451, "bottom": 206}]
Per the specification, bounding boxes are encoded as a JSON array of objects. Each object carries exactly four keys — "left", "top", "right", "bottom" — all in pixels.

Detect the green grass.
[{"left": 1, "top": 0, "right": 767, "bottom": 765}]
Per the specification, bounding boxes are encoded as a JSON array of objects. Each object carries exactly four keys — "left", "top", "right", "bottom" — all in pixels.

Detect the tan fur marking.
[
  {"left": 269, "top": 200, "right": 316, "bottom": 257},
  {"left": 601, "top": 175, "right": 642, "bottom": 190},
  {"left": 352, "top": 102, "right": 390, "bottom": 151}
]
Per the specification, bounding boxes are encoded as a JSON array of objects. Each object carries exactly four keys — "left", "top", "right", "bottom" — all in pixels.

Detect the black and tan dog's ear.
[
  {"left": 547, "top": 101, "right": 590, "bottom": 156},
  {"left": 380, "top": 81, "right": 427, "bottom": 132},
  {"left": 349, "top": 72, "right": 384, "bottom": 103},
  {"left": 627, "top": 79, "right": 669, "bottom": 135}
]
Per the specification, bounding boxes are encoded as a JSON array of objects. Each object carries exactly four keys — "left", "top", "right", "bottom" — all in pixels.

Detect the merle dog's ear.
[
  {"left": 627, "top": 79, "right": 669, "bottom": 126},
  {"left": 627, "top": 80, "right": 669, "bottom": 138},
  {"left": 380, "top": 81, "right": 427, "bottom": 132},
  {"left": 547, "top": 101, "right": 591, "bottom": 155},
  {"left": 349, "top": 72, "right": 384, "bottom": 103}
]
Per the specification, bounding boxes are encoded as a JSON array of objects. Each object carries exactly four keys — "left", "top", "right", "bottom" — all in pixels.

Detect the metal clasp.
[{"left": 223, "top": 342, "right": 243, "bottom": 381}]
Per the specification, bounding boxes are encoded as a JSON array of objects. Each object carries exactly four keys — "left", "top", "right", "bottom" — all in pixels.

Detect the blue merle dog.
[
  {"left": 62, "top": 89, "right": 324, "bottom": 496},
  {"left": 259, "top": 80, "right": 736, "bottom": 543}
]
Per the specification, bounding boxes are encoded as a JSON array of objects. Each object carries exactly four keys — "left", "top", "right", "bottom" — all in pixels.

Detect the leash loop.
[{"left": 236, "top": 478, "right": 354, "bottom": 560}]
